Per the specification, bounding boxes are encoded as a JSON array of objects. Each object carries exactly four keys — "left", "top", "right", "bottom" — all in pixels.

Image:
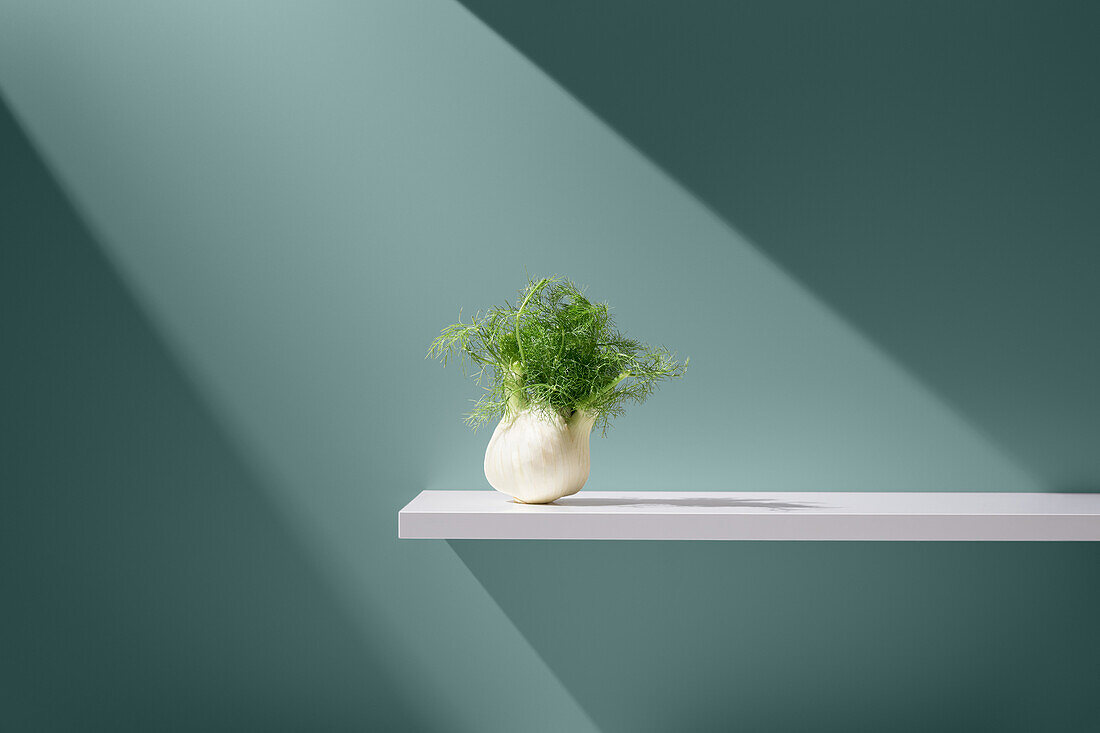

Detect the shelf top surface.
[
  {"left": 403, "top": 490, "right": 1100, "bottom": 515},
  {"left": 399, "top": 491, "right": 1100, "bottom": 541}
]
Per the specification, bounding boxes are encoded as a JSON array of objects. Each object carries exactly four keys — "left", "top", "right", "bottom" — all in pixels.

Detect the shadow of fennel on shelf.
[{"left": 550, "top": 496, "right": 825, "bottom": 510}]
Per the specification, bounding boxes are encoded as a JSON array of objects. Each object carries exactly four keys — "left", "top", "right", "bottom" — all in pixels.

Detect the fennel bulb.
[
  {"left": 484, "top": 408, "right": 596, "bottom": 504},
  {"left": 430, "top": 276, "right": 687, "bottom": 504}
]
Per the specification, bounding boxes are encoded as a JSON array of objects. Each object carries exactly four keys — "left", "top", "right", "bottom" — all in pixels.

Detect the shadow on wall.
[
  {"left": 0, "top": 98, "right": 428, "bottom": 732},
  {"left": 457, "top": 0, "right": 1100, "bottom": 491},
  {"left": 451, "top": 539, "right": 1100, "bottom": 733}
]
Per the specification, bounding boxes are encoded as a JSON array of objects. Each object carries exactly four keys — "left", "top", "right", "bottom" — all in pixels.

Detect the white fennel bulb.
[{"left": 484, "top": 408, "right": 596, "bottom": 504}]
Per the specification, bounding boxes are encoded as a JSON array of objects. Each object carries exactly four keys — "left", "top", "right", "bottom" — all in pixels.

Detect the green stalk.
[
  {"left": 508, "top": 278, "right": 549, "bottom": 416},
  {"left": 579, "top": 371, "right": 630, "bottom": 411},
  {"left": 515, "top": 277, "right": 549, "bottom": 370},
  {"left": 505, "top": 362, "right": 526, "bottom": 415}
]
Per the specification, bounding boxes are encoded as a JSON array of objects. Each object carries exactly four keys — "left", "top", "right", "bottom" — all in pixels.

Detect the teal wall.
[{"left": 1, "top": 2, "right": 1097, "bottom": 731}]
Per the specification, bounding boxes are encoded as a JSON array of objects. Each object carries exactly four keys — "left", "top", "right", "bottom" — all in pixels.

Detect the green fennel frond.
[{"left": 428, "top": 275, "right": 688, "bottom": 434}]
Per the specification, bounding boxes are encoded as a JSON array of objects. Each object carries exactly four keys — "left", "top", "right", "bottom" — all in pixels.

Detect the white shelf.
[{"left": 399, "top": 491, "right": 1100, "bottom": 541}]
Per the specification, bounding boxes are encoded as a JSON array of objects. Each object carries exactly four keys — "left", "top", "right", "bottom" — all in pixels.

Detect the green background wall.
[{"left": 1, "top": 2, "right": 1097, "bottom": 731}]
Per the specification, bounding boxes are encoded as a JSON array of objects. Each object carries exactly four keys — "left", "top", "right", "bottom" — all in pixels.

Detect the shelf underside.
[{"left": 399, "top": 491, "right": 1100, "bottom": 541}]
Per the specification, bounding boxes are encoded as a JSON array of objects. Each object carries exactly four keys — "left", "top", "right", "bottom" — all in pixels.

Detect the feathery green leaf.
[{"left": 428, "top": 276, "right": 688, "bottom": 434}]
